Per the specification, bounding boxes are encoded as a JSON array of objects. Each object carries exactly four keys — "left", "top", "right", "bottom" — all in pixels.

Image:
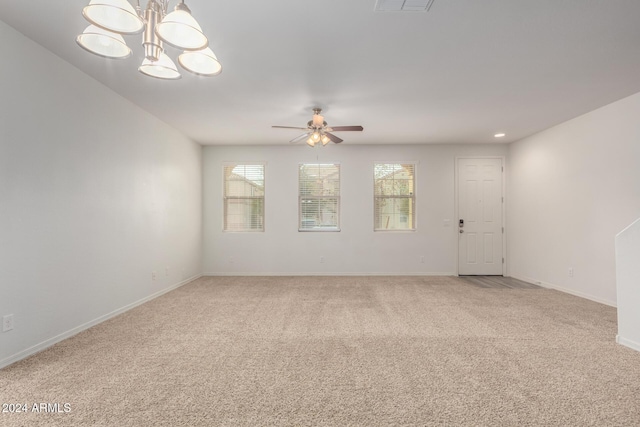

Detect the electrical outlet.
[
  {"left": 568, "top": 268, "right": 574, "bottom": 277},
  {"left": 152, "top": 271, "right": 157, "bottom": 281},
  {"left": 3, "top": 314, "right": 14, "bottom": 332},
  {"left": 420, "top": 256, "right": 425, "bottom": 263},
  {"left": 165, "top": 267, "right": 170, "bottom": 277},
  {"left": 320, "top": 256, "right": 325, "bottom": 263},
  {"left": 228, "top": 256, "right": 234, "bottom": 264}
]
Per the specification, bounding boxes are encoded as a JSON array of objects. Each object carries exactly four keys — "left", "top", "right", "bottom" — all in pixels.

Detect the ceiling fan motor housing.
[
  {"left": 308, "top": 119, "right": 328, "bottom": 129},
  {"left": 312, "top": 109, "right": 325, "bottom": 128}
]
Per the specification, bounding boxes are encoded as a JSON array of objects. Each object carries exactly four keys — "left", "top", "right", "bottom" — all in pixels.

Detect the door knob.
[{"left": 459, "top": 229, "right": 464, "bottom": 233}]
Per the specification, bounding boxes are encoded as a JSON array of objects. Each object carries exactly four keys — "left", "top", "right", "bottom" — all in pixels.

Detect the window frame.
[
  {"left": 298, "top": 163, "right": 341, "bottom": 232},
  {"left": 222, "top": 162, "right": 266, "bottom": 232},
  {"left": 373, "top": 162, "right": 417, "bottom": 232}
]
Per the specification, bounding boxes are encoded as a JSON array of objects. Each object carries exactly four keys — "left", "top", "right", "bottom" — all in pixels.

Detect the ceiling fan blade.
[
  {"left": 325, "top": 132, "right": 343, "bottom": 144},
  {"left": 327, "top": 125, "right": 363, "bottom": 132},
  {"left": 272, "top": 125, "right": 308, "bottom": 130},
  {"left": 290, "top": 133, "right": 310, "bottom": 144}
]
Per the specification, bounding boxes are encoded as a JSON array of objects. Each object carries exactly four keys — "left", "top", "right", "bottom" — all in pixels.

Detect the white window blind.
[
  {"left": 223, "top": 164, "right": 265, "bottom": 232},
  {"left": 299, "top": 163, "right": 340, "bottom": 231},
  {"left": 374, "top": 163, "right": 416, "bottom": 231}
]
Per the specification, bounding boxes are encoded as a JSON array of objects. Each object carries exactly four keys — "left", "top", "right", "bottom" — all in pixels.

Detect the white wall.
[
  {"left": 616, "top": 218, "right": 640, "bottom": 352},
  {"left": 203, "top": 144, "right": 507, "bottom": 275},
  {"left": 507, "top": 92, "right": 640, "bottom": 306},
  {"left": 0, "top": 21, "right": 202, "bottom": 367}
]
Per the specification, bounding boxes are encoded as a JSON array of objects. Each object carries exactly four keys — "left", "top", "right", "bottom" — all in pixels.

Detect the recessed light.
[{"left": 494, "top": 133, "right": 506, "bottom": 138}]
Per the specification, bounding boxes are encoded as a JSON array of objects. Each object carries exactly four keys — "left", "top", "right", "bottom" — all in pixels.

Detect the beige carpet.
[{"left": 1, "top": 276, "right": 639, "bottom": 426}]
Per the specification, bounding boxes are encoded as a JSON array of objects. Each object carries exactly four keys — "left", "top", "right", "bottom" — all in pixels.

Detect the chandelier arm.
[{"left": 135, "top": 0, "right": 143, "bottom": 18}]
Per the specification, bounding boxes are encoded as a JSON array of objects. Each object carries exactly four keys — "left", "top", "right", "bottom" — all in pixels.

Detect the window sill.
[{"left": 373, "top": 229, "right": 416, "bottom": 233}]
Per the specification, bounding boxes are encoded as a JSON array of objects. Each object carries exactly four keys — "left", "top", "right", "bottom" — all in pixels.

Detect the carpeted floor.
[{"left": 1, "top": 276, "right": 639, "bottom": 426}]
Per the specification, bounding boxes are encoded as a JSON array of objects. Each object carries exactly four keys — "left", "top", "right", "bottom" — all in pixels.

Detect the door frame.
[{"left": 454, "top": 156, "right": 507, "bottom": 276}]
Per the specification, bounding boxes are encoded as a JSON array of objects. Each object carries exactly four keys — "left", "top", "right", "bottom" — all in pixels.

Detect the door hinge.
[
  {"left": 502, "top": 227, "right": 504, "bottom": 233},
  {"left": 502, "top": 257, "right": 505, "bottom": 264},
  {"left": 501, "top": 166, "right": 504, "bottom": 172},
  {"left": 502, "top": 197, "right": 504, "bottom": 203}
]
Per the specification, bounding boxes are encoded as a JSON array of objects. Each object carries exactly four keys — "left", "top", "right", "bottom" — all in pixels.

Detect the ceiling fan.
[{"left": 272, "top": 108, "right": 364, "bottom": 146}]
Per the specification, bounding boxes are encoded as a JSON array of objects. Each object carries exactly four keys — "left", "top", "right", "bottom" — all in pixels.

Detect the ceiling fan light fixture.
[
  {"left": 138, "top": 52, "right": 182, "bottom": 80},
  {"left": 273, "top": 108, "right": 363, "bottom": 146},
  {"left": 312, "top": 113, "right": 324, "bottom": 128},
  {"left": 76, "top": 25, "right": 132, "bottom": 59},
  {"left": 156, "top": 1, "right": 208, "bottom": 51},
  {"left": 178, "top": 47, "right": 222, "bottom": 76},
  {"left": 82, "top": 0, "right": 145, "bottom": 35}
]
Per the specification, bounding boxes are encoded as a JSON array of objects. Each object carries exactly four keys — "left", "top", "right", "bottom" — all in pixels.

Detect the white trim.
[
  {"left": 203, "top": 272, "right": 456, "bottom": 277},
  {"left": 454, "top": 156, "right": 506, "bottom": 276},
  {"left": 502, "top": 161, "right": 507, "bottom": 275},
  {"left": 221, "top": 161, "right": 267, "bottom": 166},
  {"left": 616, "top": 335, "right": 640, "bottom": 353},
  {"left": 509, "top": 274, "right": 617, "bottom": 307},
  {"left": 0, "top": 274, "right": 202, "bottom": 370},
  {"left": 373, "top": 160, "right": 421, "bottom": 165},
  {"left": 373, "top": 230, "right": 417, "bottom": 233}
]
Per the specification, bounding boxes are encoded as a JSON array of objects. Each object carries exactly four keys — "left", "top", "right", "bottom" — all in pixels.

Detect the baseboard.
[
  {"left": 509, "top": 274, "right": 616, "bottom": 307},
  {"left": 616, "top": 335, "right": 640, "bottom": 353},
  {"left": 203, "top": 272, "right": 456, "bottom": 277},
  {"left": 0, "top": 274, "right": 202, "bottom": 370}
]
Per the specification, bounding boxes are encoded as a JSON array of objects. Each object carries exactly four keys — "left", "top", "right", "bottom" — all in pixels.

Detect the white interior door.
[{"left": 457, "top": 158, "right": 504, "bottom": 275}]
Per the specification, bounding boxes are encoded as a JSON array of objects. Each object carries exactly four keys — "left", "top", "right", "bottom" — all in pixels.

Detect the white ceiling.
[{"left": 2, "top": 1, "right": 640, "bottom": 145}]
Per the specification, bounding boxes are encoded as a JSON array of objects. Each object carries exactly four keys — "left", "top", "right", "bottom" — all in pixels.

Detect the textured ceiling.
[{"left": 2, "top": 0, "right": 640, "bottom": 145}]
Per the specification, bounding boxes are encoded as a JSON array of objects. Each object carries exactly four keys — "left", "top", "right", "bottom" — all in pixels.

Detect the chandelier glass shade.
[
  {"left": 179, "top": 47, "right": 222, "bottom": 76},
  {"left": 77, "top": 0, "right": 222, "bottom": 79},
  {"left": 156, "top": 3, "right": 208, "bottom": 51},
  {"left": 139, "top": 52, "right": 181, "bottom": 79},
  {"left": 76, "top": 25, "right": 132, "bottom": 59},
  {"left": 82, "top": 0, "right": 145, "bottom": 35}
]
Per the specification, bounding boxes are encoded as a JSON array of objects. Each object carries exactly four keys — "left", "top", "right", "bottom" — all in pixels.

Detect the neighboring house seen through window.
[
  {"left": 223, "top": 163, "right": 265, "bottom": 231},
  {"left": 299, "top": 163, "right": 340, "bottom": 231},
  {"left": 374, "top": 163, "right": 416, "bottom": 231}
]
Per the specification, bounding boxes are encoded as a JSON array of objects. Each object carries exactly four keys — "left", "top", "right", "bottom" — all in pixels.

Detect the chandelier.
[{"left": 76, "top": 0, "right": 222, "bottom": 79}]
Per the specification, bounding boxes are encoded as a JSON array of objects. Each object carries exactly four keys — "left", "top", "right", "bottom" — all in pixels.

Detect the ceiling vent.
[{"left": 375, "top": 0, "right": 435, "bottom": 12}]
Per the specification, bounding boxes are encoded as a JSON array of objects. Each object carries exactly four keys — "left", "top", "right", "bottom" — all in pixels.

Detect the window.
[
  {"left": 374, "top": 163, "right": 416, "bottom": 231},
  {"left": 223, "top": 163, "right": 265, "bottom": 231},
  {"left": 299, "top": 163, "right": 340, "bottom": 231}
]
